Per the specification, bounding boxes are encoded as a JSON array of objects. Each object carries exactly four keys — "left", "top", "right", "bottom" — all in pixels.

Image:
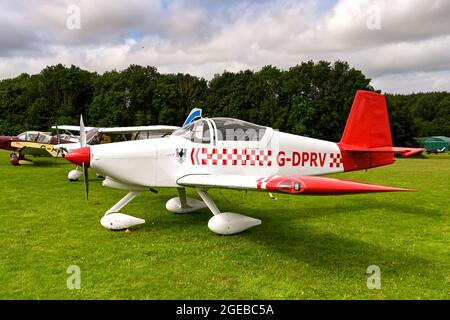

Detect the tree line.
[{"left": 0, "top": 61, "right": 448, "bottom": 146}]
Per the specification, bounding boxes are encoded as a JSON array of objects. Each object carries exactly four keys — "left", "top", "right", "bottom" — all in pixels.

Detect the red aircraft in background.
[{"left": 0, "top": 131, "right": 76, "bottom": 165}]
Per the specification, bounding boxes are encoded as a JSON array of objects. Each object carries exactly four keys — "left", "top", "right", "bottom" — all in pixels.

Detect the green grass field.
[{"left": 0, "top": 150, "right": 448, "bottom": 299}]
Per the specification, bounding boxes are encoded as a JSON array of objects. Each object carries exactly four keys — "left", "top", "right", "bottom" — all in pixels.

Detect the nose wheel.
[{"left": 100, "top": 191, "right": 145, "bottom": 230}]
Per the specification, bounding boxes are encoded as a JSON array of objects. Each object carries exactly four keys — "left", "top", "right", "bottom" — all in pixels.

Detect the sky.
[{"left": 0, "top": 0, "right": 449, "bottom": 93}]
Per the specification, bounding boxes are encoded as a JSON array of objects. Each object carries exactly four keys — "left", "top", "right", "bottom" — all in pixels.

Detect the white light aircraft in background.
[{"left": 56, "top": 108, "right": 202, "bottom": 181}]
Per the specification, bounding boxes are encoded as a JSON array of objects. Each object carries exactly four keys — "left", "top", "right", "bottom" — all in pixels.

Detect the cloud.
[{"left": 0, "top": 0, "right": 449, "bottom": 93}]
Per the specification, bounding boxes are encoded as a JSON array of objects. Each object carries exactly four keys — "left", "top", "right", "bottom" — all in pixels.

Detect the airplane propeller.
[
  {"left": 82, "top": 162, "right": 89, "bottom": 204},
  {"left": 65, "top": 115, "right": 91, "bottom": 205},
  {"left": 80, "top": 115, "right": 89, "bottom": 204}
]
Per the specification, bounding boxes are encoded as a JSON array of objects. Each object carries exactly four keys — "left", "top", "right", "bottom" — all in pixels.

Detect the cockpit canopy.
[
  {"left": 17, "top": 131, "right": 52, "bottom": 144},
  {"left": 171, "top": 118, "right": 267, "bottom": 143}
]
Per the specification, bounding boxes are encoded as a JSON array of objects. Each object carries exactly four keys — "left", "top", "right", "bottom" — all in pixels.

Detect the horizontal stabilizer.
[{"left": 340, "top": 144, "right": 424, "bottom": 157}]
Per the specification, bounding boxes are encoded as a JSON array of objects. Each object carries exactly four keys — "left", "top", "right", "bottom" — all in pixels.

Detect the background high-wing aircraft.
[
  {"left": 0, "top": 109, "right": 202, "bottom": 167},
  {"left": 64, "top": 91, "right": 424, "bottom": 235},
  {"left": 0, "top": 131, "right": 78, "bottom": 165},
  {"left": 53, "top": 124, "right": 181, "bottom": 154}
]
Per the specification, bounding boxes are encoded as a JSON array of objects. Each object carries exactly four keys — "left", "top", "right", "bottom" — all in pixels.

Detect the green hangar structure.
[{"left": 418, "top": 136, "right": 450, "bottom": 152}]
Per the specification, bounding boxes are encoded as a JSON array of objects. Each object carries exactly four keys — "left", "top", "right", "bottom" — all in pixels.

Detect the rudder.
[{"left": 338, "top": 90, "right": 395, "bottom": 171}]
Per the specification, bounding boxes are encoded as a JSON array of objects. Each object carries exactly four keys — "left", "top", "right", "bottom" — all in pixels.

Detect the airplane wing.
[
  {"left": 177, "top": 174, "right": 413, "bottom": 195},
  {"left": 99, "top": 126, "right": 179, "bottom": 137},
  {"left": 51, "top": 125, "right": 95, "bottom": 132},
  {"left": 10, "top": 141, "right": 62, "bottom": 157}
]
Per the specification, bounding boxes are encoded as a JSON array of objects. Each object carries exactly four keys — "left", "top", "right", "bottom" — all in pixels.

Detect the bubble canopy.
[{"left": 171, "top": 118, "right": 267, "bottom": 143}]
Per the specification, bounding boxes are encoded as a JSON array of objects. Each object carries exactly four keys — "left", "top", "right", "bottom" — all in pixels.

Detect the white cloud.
[{"left": 0, "top": 0, "right": 449, "bottom": 93}]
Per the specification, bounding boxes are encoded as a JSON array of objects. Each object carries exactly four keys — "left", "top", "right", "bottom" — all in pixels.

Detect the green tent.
[{"left": 418, "top": 136, "right": 450, "bottom": 151}]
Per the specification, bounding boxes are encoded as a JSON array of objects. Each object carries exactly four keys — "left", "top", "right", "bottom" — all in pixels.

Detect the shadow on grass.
[
  {"left": 288, "top": 197, "right": 444, "bottom": 218},
  {"left": 253, "top": 214, "right": 432, "bottom": 279},
  {"left": 136, "top": 193, "right": 435, "bottom": 278},
  {"left": 251, "top": 201, "right": 435, "bottom": 276}
]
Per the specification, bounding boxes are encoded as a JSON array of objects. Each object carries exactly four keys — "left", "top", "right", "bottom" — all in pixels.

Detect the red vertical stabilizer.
[{"left": 338, "top": 90, "right": 395, "bottom": 172}]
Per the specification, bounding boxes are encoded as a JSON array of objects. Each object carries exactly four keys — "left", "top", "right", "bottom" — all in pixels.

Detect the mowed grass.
[{"left": 0, "top": 149, "right": 448, "bottom": 300}]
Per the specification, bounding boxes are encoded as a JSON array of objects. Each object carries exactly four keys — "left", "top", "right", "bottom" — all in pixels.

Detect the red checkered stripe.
[
  {"left": 256, "top": 176, "right": 277, "bottom": 190},
  {"left": 191, "top": 148, "right": 272, "bottom": 166},
  {"left": 329, "top": 153, "right": 343, "bottom": 168}
]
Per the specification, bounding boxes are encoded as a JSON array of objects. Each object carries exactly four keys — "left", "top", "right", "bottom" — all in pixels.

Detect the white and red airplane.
[{"left": 65, "top": 91, "right": 424, "bottom": 235}]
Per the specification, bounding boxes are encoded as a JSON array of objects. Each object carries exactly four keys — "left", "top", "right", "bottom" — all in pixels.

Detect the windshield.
[
  {"left": 211, "top": 118, "right": 266, "bottom": 141},
  {"left": 17, "top": 131, "right": 51, "bottom": 143},
  {"left": 171, "top": 119, "right": 211, "bottom": 143},
  {"left": 172, "top": 117, "right": 267, "bottom": 143}
]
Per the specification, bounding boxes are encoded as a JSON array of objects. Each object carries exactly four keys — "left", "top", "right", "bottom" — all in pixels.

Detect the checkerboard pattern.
[
  {"left": 329, "top": 153, "right": 342, "bottom": 168},
  {"left": 192, "top": 148, "right": 272, "bottom": 166}
]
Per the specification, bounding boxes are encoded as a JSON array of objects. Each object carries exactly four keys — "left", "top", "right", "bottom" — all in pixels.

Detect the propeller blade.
[
  {"left": 80, "top": 115, "right": 86, "bottom": 147},
  {"left": 82, "top": 162, "right": 89, "bottom": 205}
]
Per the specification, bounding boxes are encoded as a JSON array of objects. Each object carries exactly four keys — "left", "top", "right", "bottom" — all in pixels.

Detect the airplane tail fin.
[
  {"left": 340, "top": 90, "right": 393, "bottom": 150},
  {"left": 338, "top": 90, "right": 424, "bottom": 172},
  {"left": 338, "top": 90, "right": 396, "bottom": 171},
  {"left": 183, "top": 108, "right": 202, "bottom": 127}
]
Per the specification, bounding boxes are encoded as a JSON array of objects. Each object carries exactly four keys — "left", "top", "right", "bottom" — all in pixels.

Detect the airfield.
[{"left": 0, "top": 149, "right": 448, "bottom": 299}]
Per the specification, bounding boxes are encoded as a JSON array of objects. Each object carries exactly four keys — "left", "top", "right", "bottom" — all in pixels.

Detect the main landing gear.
[
  {"left": 10, "top": 153, "right": 33, "bottom": 166},
  {"left": 100, "top": 187, "right": 261, "bottom": 235},
  {"left": 68, "top": 167, "right": 83, "bottom": 181},
  {"left": 165, "top": 188, "right": 207, "bottom": 213}
]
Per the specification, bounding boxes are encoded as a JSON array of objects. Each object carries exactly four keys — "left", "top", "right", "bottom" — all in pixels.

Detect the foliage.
[{"left": 1, "top": 62, "right": 448, "bottom": 145}]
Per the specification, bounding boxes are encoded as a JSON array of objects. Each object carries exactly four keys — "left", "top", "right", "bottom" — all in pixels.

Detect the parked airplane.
[
  {"left": 0, "top": 125, "right": 178, "bottom": 167},
  {"left": 0, "top": 131, "right": 77, "bottom": 165},
  {"left": 59, "top": 108, "right": 202, "bottom": 181},
  {"left": 426, "top": 147, "right": 446, "bottom": 154},
  {"left": 64, "top": 91, "right": 424, "bottom": 235}
]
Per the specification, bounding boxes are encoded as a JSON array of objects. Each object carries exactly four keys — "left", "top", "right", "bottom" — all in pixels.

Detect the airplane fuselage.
[
  {"left": 0, "top": 136, "right": 21, "bottom": 152},
  {"left": 89, "top": 130, "right": 344, "bottom": 188},
  {"left": 0, "top": 134, "right": 72, "bottom": 153}
]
